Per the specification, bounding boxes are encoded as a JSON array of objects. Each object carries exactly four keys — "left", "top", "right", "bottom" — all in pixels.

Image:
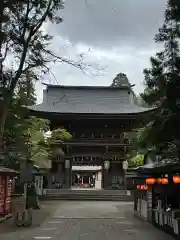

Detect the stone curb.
[{"left": 0, "top": 217, "right": 5, "bottom": 223}]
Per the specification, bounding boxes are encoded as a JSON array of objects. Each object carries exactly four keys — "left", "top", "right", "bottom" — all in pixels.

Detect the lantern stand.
[{"left": 122, "top": 160, "right": 129, "bottom": 191}]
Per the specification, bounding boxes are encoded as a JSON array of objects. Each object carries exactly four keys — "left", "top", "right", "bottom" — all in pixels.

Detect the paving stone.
[{"left": 0, "top": 201, "right": 174, "bottom": 240}]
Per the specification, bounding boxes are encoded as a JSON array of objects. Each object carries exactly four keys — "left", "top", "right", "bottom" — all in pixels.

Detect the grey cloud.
[
  {"left": 36, "top": 0, "right": 167, "bottom": 100},
  {"left": 39, "top": 45, "right": 155, "bottom": 97},
  {"left": 50, "top": 0, "right": 167, "bottom": 48}
]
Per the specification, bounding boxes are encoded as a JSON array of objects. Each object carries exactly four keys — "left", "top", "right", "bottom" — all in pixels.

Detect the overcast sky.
[{"left": 36, "top": 0, "right": 167, "bottom": 102}]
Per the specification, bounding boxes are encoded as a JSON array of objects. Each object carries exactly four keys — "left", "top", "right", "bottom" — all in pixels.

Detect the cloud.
[
  {"left": 36, "top": 0, "right": 167, "bottom": 102},
  {"left": 52, "top": 0, "right": 166, "bottom": 48}
]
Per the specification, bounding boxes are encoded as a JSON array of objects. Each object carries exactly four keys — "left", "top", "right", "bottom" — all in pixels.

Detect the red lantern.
[
  {"left": 146, "top": 178, "right": 156, "bottom": 185},
  {"left": 157, "top": 178, "right": 168, "bottom": 184},
  {"left": 173, "top": 175, "right": 180, "bottom": 184},
  {"left": 140, "top": 185, "right": 148, "bottom": 190},
  {"left": 144, "top": 185, "right": 148, "bottom": 190},
  {"left": 137, "top": 185, "right": 141, "bottom": 189}
]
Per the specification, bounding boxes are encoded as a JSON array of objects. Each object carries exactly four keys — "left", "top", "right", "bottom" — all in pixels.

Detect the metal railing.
[{"left": 64, "top": 138, "right": 130, "bottom": 145}]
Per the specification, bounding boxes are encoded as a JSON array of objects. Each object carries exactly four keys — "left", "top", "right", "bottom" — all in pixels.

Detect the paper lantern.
[
  {"left": 157, "top": 178, "right": 168, "bottom": 184},
  {"left": 145, "top": 178, "right": 156, "bottom": 185},
  {"left": 173, "top": 175, "right": 180, "bottom": 184},
  {"left": 122, "top": 160, "right": 128, "bottom": 171},
  {"left": 137, "top": 185, "right": 141, "bottom": 189},
  {"left": 65, "top": 159, "right": 70, "bottom": 169},
  {"left": 104, "top": 160, "right": 110, "bottom": 170}
]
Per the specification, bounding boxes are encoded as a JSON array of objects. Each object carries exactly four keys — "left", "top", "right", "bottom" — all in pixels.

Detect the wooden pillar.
[
  {"left": 103, "top": 169, "right": 109, "bottom": 189},
  {"left": 64, "top": 158, "right": 72, "bottom": 189},
  {"left": 56, "top": 163, "right": 63, "bottom": 187},
  {"left": 102, "top": 159, "right": 105, "bottom": 189}
]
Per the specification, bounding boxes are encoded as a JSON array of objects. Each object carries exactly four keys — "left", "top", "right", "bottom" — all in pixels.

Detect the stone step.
[
  {"left": 40, "top": 189, "right": 133, "bottom": 202},
  {"left": 41, "top": 195, "right": 133, "bottom": 201},
  {"left": 44, "top": 189, "right": 128, "bottom": 196}
]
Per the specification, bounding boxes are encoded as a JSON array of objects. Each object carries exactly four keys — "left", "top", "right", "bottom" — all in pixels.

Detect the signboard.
[
  {"left": 5, "top": 176, "right": 13, "bottom": 214},
  {"left": 0, "top": 176, "right": 5, "bottom": 216},
  {"left": 147, "top": 190, "right": 152, "bottom": 221},
  {"left": 147, "top": 191, "right": 152, "bottom": 209}
]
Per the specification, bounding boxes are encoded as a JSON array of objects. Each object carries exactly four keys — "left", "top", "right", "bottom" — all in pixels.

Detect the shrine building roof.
[{"left": 29, "top": 84, "right": 154, "bottom": 116}]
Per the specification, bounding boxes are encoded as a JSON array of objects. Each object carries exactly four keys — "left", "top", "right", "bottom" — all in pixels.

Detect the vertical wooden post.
[{"left": 102, "top": 158, "right": 105, "bottom": 189}]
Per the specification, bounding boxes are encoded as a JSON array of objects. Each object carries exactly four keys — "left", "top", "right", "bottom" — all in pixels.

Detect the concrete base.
[
  {"left": 0, "top": 213, "right": 12, "bottom": 223},
  {"left": 12, "top": 209, "right": 32, "bottom": 227},
  {"left": 134, "top": 211, "right": 148, "bottom": 221}
]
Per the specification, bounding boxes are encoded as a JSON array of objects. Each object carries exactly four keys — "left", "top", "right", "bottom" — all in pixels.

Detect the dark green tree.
[
  {"left": 1, "top": 71, "right": 36, "bottom": 168},
  {"left": 141, "top": 0, "right": 180, "bottom": 160},
  {"left": 1, "top": 70, "right": 72, "bottom": 169}
]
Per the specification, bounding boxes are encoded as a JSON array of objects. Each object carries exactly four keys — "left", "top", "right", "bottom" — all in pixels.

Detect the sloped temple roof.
[{"left": 29, "top": 84, "right": 153, "bottom": 115}]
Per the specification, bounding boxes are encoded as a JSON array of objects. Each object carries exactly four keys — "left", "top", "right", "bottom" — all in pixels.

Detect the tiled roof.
[
  {"left": 29, "top": 85, "right": 153, "bottom": 115},
  {"left": 0, "top": 167, "right": 19, "bottom": 174},
  {"left": 29, "top": 103, "right": 152, "bottom": 114},
  {"left": 42, "top": 83, "right": 134, "bottom": 89}
]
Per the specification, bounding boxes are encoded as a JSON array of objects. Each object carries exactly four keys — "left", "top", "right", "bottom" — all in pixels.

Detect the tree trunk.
[
  {"left": 0, "top": 99, "right": 8, "bottom": 142},
  {"left": 0, "top": 100, "right": 8, "bottom": 163}
]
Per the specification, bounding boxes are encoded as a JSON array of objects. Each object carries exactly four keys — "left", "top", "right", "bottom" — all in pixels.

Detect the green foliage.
[
  {"left": 136, "top": 122, "right": 156, "bottom": 149},
  {"left": 2, "top": 113, "right": 72, "bottom": 168},
  {"left": 29, "top": 124, "right": 72, "bottom": 167},
  {"left": 130, "top": 154, "right": 144, "bottom": 167},
  {"left": 24, "top": 116, "right": 72, "bottom": 166},
  {"left": 0, "top": 77, "right": 36, "bottom": 168},
  {"left": 25, "top": 117, "right": 50, "bottom": 166},
  {"left": 50, "top": 128, "right": 72, "bottom": 145}
]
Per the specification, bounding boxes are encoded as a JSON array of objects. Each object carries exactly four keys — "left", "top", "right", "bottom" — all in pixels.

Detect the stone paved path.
[{"left": 1, "top": 201, "right": 174, "bottom": 240}]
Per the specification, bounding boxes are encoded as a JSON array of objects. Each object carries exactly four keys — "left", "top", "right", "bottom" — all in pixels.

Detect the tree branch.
[
  {"left": 8, "top": 0, "right": 32, "bottom": 95},
  {"left": 8, "top": 0, "right": 53, "bottom": 96},
  {"left": 43, "top": 48, "right": 89, "bottom": 72},
  {"left": 31, "top": 0, "right": 53, "bottom": 36},
  {"left": 0, "top": 40, "right": 11, "bottom": 63}
]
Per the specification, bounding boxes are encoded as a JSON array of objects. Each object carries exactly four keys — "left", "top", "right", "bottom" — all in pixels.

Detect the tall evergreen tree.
[
  {"left": 141, "top": 0, "right": 180, "bottom": 160},
  {"left": 111, "top": 73, "right": 131, "bottom": 87}
]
